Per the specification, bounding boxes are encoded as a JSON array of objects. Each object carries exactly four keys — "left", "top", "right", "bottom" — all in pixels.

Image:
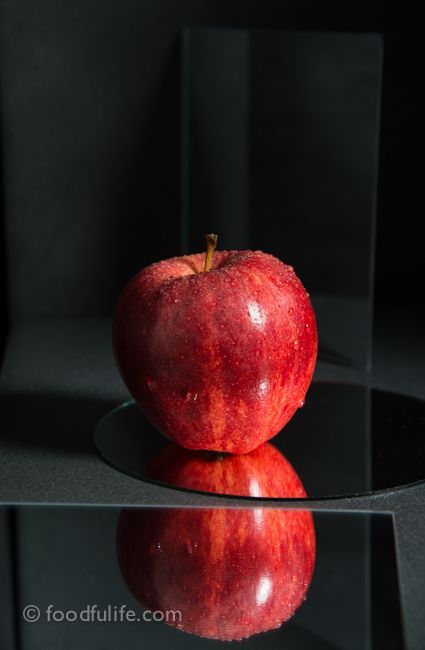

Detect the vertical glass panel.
[
  {"left": 182, "top": 29, "right": 382, "bottom": 370},
  {"left": 182, "top": 28, "right": 251, "bottom": 253}
]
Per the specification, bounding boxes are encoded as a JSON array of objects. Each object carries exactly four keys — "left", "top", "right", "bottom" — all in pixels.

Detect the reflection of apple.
[
  {"left": 117, "top": 443, "right": 316, "bottom": 641},
  {"left": 112, "top": 236, "right": 317, "bottom": 454}
]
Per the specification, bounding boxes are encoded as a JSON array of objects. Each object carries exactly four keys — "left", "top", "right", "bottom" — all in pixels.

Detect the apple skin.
[
  {"left": 113, "top": 249, "right": 317, "bottom": 454},
  {"left": 142, "top": 439, "right": 309, "bottom": 498},
  {"left": 116, "top": 442, "right": 316, "bottom": 641}
]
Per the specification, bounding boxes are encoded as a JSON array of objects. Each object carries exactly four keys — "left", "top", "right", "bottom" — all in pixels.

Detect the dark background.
[
  {"left": 0, "top": 2, "right": 422, "bottom": 335},
  {"left": 0, "top": 6, "right": 423, "bottom": 649}
]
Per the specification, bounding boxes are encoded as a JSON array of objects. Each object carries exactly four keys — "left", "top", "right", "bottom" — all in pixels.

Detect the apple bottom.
[{"left": 116, "top": 507, "right": 316, "bottom": 641}]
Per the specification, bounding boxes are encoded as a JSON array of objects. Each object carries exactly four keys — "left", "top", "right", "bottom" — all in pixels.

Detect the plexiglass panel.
[{"left": 182, "top": 29, "right": 382, "bottom": 370}]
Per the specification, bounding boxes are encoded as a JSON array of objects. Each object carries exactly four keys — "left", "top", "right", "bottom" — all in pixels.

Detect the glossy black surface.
[
  {"left": 0, "top": 506, "right": 403, "bottom": 650},
  {"left": 94, "top": 382, "right": 425, "bottom": 499}
]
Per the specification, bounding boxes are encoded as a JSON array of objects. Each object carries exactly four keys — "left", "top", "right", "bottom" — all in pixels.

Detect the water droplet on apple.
[
  {"left": 174, "top": 298, "right": 180, "bottom": 303},
  {"left": 298, "top": 399, "right": 305, "bottom": 408},
  {"left": 288, "top": 307, "right": 294, "bottom": 316},
  {"left": 293, "top": 340, "right": 299, "bottom": 349},
  {"left": 305, "top": 322, "right": 309, "bottom": 328},
  {"left": 257, "top": 379, "right": 269, "bottom": 397},
  {"left": 187, "top": 540, "right": 199, "bottom": 555},
  {"left": 149, "top": 541, "right": 162, "bottom": 556},
  {"left": 185, "top": 392, "right": 198, "bottom": 402},
  {"left": 248, "top": 301, "right": 267, "bottom": 328},
  {"left": 146, "top": 378, "right": 157, "bottom": 391}
]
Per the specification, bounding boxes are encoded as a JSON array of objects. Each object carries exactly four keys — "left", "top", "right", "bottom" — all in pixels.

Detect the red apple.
[
  {"left": 113, "top": 235, "right": 317, "bottom": 453},
  {"left": 117, "top": 442, "right": 315, "bottom": 641}
]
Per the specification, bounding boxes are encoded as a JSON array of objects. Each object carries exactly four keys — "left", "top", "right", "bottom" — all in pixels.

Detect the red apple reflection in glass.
[
  {"left": 112, "top": 235, "right": 318, "bottom": 454},
  {"left": 116, "top": 442, "right": 316, "bottom": 641}
]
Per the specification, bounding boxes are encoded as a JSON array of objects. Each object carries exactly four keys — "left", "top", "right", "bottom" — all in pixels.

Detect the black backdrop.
[{"left": 0, "top": 3, "right": 422, "bottom": 337}]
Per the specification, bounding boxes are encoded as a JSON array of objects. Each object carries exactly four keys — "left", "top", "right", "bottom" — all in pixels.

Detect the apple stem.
[{"left": 203, "top": 234, "right": 218, "bottom": 273}]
